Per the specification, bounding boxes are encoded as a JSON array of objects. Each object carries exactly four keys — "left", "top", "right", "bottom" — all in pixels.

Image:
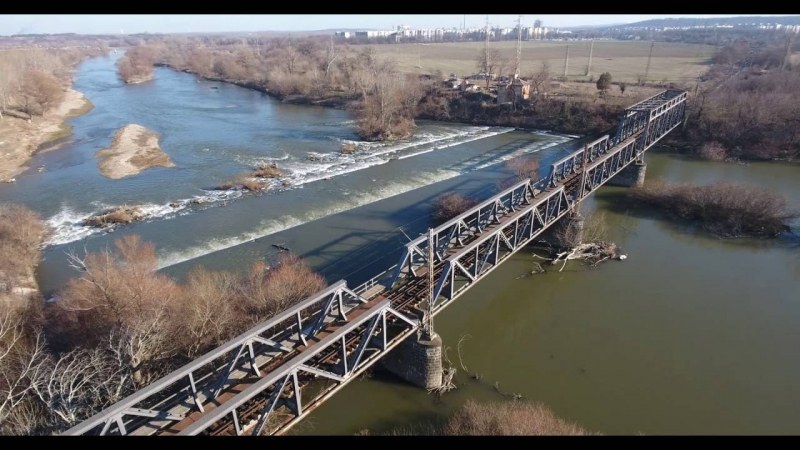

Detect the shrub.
[
  {"left": 443, "top": 400, "right": 594, "bottom": 435},
  {"left": 507, "top": 157, "right": 540, "bottom": 182},
  {"left": 238, "top": 253, "right": 326, "bottom": 320},
  {"left": 698, "top": 142, "right": 728, "bottom": 161},
  {"left": 340, "top": 143, "right": 357, "bottom": 154},
  {"left": 253, "top": 163, "right": 281, "bottom": 178},
  {"left": 83, "top": 206, "right": 142, "bottom": 227},
  {"left": 0, "top": 203, "right": 46, "bottom": 291},
  {"left": 628, "top": 181, "right": 797, "bottom": 237},
  {"left": 432, "top": 192, "right": 478, "bottom": 225}
]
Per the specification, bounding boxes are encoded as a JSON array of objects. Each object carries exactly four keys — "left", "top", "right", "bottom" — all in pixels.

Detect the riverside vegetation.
[{"left": 0, "top": 203, "right": 325, "bottom": 434}]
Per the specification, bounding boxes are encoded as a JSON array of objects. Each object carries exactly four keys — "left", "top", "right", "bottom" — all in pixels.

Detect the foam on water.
[
  {"left": 156, "top": 133, "right": 573, "bottom": 269},
  {"left": 156, "top": 169, "right": 460, "bottom": 268},
  {"left": 44, "top": 126, "right": 570, "bottom": 248}
]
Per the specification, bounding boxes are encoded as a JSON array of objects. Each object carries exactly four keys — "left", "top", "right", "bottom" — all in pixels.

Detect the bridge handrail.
[
  {"left": 403, "top": 177, "right": 535, "bottom": 249},
  {"left": 178, "top": 299, "right": 391, "bottom": 435},
  {"left": 64, "top": 279, "right": 350, "bottom": 435},
  {"left": 549, "top": 135, "right": 609, "bottom": 169},
  {"left": 625, "top": 89, "right": 682, "bottom": 112},
  {"left": 446, "top": 186, "right": 565, "bottom": 262}
]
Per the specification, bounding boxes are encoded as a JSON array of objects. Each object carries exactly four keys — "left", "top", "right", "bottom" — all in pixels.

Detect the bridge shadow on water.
[
  {"left": 307, "top": 176, "right": 507, "bottom": 286},
  {"left": 305, "top": 134, "right": 590, "bottom": 287}
]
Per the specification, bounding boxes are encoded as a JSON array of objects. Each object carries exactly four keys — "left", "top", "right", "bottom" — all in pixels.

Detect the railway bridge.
[{"left": 65, "top": 89, "right": 687, "bottom": 436}]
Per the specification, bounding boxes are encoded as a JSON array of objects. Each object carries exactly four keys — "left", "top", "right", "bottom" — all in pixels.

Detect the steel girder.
[
  {"left": 388, "top": 178, "right": 540, "bottom": 288},
  {"left": 547, "top": 135, "right": 610, "bottom": 188},
  {"left": 430, "top": 186, "right": 571, "bottom": 310},
  {"left": 179, "top": 301, "right": 417, "bottom": 436},
  {"left": 63, "top": 281, "right": 416, "bottom": 436}
]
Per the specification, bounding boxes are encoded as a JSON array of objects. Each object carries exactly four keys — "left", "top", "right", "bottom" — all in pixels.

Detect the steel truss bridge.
[{"left": 65, "top": 89, "right": 687, "bottom": 436}]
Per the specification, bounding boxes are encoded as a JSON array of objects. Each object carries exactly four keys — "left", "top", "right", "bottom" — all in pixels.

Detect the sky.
[{"left": 0, "top": 14, "right": 790, "bottom": 36}]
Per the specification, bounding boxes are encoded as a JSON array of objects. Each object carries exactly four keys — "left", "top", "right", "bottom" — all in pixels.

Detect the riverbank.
[
  {"left": 156, "top": 62, "right": 663, "bottom": 138},
  {"left": 154, "top": 63, "right": 356, "bottom": 110},
  {"left": 96, "top": 124, "right": 175, "bottom": 179},
  {"left": 0, "top": 88, "right": 93, "bottom": 181}
]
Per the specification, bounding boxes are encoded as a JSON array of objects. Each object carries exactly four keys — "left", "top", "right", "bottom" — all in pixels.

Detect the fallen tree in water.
[
  {"left": 530, "top": 211, "right": 624, "bottom": 273},
  {"left": 628, "top": 181, "right": 797, "bottom": 238}
]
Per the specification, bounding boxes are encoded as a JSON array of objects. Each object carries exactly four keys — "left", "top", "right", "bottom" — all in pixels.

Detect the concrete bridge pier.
[
  {"left": 607, "top": 159, "right": 647, "bottom": 188},
  {"left": 382, "top": 329, "right": 444, "bottom": 390}
]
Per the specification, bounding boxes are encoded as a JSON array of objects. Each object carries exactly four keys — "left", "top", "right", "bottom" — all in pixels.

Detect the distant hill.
[{"left": 613, "top": 16, "right": 800, "bottom": 29}]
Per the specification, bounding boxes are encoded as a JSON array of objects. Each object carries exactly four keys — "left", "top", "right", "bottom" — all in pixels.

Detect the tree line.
[
  {"left": 119, "top": 36, "right": 425, "bottom": 141},
  {"left": 0, "top": 46, "right": 104, "bottom": 120},
  {"left": 679, "top": 33, "right": 800, "bottom": 161}
]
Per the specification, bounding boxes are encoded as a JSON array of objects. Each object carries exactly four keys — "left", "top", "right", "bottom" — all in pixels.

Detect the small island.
[{"left": 96, "top": 124, "right": 175, "bottom": 179}]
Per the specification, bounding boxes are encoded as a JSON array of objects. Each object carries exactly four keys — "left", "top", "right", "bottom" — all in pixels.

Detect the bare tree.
[
  {"left": 177, "top": 268, "right": 238, "bottom": 358},
  {"left": 0, "top": 56, "right": 19, "bottom": 119},
  {"left": 432, "top": 192, "right": 478, "bottom": 225},
  {"left": 0, "top": 308, "right": 48, "bottom": 433},
  {"left": 283, "top": 45, "right": 299, "bottom": 75},
  {"left": 356, "top": 59, "right": 423, "bottom": 141},
  {"left": 20, "top": 70, "right": 64, "bottom": 118},
  {"left": 33, "top": 347, "right": 131, "bottom": 429},
  {"left": 322, "top": 37, "right": 339, "bottom": 80},
  {"left": 529, "top": 61, "right": 551, "bottom": 96},
  {"left": 475, "top": 49, "right": 502, "bottom": 87},
  {"left": 59, "top": 235, "right": 182, "bottom": 386},
  {"left": 238, "top": 254, "right": 326, "bottom": 321},
  {"left": 507, "top": 157, "right": 540, "bottom": 182}
]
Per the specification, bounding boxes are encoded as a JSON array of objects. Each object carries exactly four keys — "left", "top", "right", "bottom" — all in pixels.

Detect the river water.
[{"left": 2, "top": 55, "right": 799, "bottom": 435}]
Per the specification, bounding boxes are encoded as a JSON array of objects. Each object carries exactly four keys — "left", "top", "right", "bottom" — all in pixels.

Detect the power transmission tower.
[
  {"left": 586, "top": 39, "right": 594, "bottom": 76},
  {"left": 563, "top": 44, "right": 570, "bottom": 79},
  {"left": 515, "top": 14, "right": 523, "bottom": 78},
  {"left": 643, "top": 41, "right": 655, "bottom": 84},
  {"left": 781, "top": 29, "right": 798, "bottom": 72},
  {"left": 484, "top": 15, "right": 490, "bottom": 74}
]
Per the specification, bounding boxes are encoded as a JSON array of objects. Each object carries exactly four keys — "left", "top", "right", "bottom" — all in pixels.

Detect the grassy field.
[{"left": 360, "top": 40, "right": 715, "bottom": 85}]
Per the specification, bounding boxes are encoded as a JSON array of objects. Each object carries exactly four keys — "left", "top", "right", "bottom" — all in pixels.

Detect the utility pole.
[
  {"left": 781, "top": 29, "right": 797, "bottom": 72},
  {"left": 563, "top": 44, "right": 570, "bottom": 79},
  {"left": 515, "top": 14, "right": 523, "bottom": 79},
  {"left": 643, "top": 41, "right": 655, "bottom": 84},
  {"left": 484, "top": 15, "right": 490, "bottom": 74},
  {"left": 426, "top": 227, "right": 435, "bottom": 339},
  {"left": 586, "top": 39, "right": 594, "bottom": 77}
]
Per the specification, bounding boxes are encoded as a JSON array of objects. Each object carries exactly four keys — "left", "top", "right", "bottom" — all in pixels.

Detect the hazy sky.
[{"left": 0, "top": 14, "right": 787, "bottom": 36}]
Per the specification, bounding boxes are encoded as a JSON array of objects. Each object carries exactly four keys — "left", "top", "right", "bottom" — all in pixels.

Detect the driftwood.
[
  {"left": 550, "top": 241, "right": 624, "bottom": 272},
  {"left": 526, "top": 240, "right": 625, "bottom": 275},
  {"left": 272, "top": 244, "right": 291, "bottom": 252}
]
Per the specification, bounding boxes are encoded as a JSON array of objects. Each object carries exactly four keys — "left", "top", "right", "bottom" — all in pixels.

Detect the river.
[{"left": 1, "top": 54, "right": 798, "bottom": 435}]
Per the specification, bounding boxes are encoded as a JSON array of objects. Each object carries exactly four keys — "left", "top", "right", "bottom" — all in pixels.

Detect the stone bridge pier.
[{"left": 381, "top": 325, "right": 444, "bottom": 390}]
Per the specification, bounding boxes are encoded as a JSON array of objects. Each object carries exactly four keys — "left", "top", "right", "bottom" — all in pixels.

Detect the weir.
[{"left": 64, "top": 89, "right": 688, "bottom": 436}]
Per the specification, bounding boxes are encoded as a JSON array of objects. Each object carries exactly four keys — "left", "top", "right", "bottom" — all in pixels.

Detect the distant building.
[
  {"left": 497, "top": 77, "right": 530, "bottom": 104},
  {"left": 460, "top": 80, "right": 479, "bottom": 92}
]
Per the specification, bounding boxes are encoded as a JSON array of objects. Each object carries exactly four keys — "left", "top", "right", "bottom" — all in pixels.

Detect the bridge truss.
[{"left": 64, "top": 89, "right": 687, "bottom": 436}]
